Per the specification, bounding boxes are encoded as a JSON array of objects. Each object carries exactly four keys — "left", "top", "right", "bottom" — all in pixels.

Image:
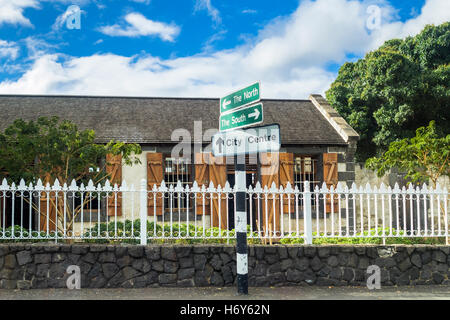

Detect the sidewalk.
[{"left": 0, "top": 285, "right": 449, "bottom": 300}]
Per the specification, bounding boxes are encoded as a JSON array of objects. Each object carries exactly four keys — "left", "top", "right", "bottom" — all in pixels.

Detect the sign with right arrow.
[{"left": 219, "top": 102, "right": 263, "bottom": 132}]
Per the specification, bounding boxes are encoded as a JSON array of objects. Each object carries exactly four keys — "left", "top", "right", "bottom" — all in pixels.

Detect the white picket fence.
[{"left": 0, "top": 178, "right": 448, "bottom": 244}]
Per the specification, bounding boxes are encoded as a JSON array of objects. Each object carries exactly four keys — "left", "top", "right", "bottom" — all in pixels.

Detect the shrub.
[
  {"left": 0, "top": 225, "right": 61, "bottom": 243},
  {"left": 83, "top": 219, "right": 262, "bottom": 244},
  {"left": 279, "top": 228, "right": 446, "bottom": 245}
]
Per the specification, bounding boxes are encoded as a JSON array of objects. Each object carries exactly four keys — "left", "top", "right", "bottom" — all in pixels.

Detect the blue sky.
[{"left": 0, "top": 0, "right": 448, "bottom": 98}]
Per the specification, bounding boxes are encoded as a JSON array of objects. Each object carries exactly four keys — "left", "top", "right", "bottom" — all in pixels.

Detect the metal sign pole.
[
  {"left": 219, "top": 81, "right": 265, "bottom": 296},
  {"left": 235, "top": 154, "right": 248, "bottom": 295}
]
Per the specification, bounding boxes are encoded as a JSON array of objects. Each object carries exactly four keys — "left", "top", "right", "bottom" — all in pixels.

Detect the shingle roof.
[{"left": 0, "top": 95, "right": 348, "bottom": 145}]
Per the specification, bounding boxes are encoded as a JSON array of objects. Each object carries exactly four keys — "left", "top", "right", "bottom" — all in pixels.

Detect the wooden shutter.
[
  {"left": 323, "top": 153, "right": 338, "bottom": 213},
  {"left": 209, "top": 154, "right": 227, "bottom": 229},
  {"left": 260, "top": 152, "right": 280, "bottom": 238},
  {"left": 106, "top": 154, "right": 122, "bottom": 216},
  {"left": 279, "top": 152, "right": 294, "bottom": 214},
  {"left": 194, "top": 153, "right": 210, "bottom": 215},
  {"left": 147, "top": 153, "right": 163, "bottom": 216},
  {"left": 39, "top": 173, "right": 57, "bottom": 232}
]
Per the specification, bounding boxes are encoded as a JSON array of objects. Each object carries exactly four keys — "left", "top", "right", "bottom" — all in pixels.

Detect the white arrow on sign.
[
  {"left": 248, "top": 108, "right": 260, "bottom": 120},
  {"left": 222, "top": 99, "right": 231, "bottom": 110},
  {"left": 212, "top": 123, "right": 280, "bottom": 157}
]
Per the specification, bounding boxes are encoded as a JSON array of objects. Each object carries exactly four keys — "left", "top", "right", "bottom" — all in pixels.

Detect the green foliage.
[
  {"left": 280, "top": 229, "right": 446, "bottom": 245},
  {"left": 83, "top": 219, "right": 262, "bottom": 245},
  {"left": 0, "top": 225, "right": 61, "bottom": 243},
  {"left": 326, "top": 22, "right": 450, "bottom": 161},
  {"left": 366, "top": 121, "right": 450, "bottom": 185},
  {"left": 0, "top": 116, "right": 142, "bottom": 236},
  {"left": 0, "top": 116, "right": 142, "bottom": 185},
  {"left": 0, "top": 223, "right": 445, "bottom": 245}
]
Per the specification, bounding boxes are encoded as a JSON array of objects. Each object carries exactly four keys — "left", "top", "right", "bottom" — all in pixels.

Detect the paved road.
[{"left": 0, "top": 285, "right": 449, "bottom": 300}]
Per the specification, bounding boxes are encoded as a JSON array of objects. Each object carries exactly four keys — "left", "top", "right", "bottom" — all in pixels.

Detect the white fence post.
[
  {"left": 304, "top": 181, "right": 313, "bottom": 245},
  {"left": 140, "top": 179, "right": 147, "bottom": 245},
  {"left": 444, "top": 188, "right": 448, "bottom": 245}
]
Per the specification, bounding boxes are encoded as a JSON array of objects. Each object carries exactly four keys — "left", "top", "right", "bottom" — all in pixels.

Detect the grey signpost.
[
  {"left": 215, "top": 82, "right": 277, "bottom": 295},
  {"left": 212, "top": 124, "right": 281, "bottom": 295}
]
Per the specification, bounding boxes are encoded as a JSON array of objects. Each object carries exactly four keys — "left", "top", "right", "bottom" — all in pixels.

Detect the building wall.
[
  {"left": 330, "top": 146, "right": 356, "bottom": 188},
  {"left": 116, "top": 145, "right": 357, "bottom": 228},
  {"left": 120, "top": 149, "right": 211, "bottom": 228},
  {"left": 121, "top": 150, "right": 147, "bottom": 222},
  {"left": 353, "top": 164, "right": 449, "bottom": 231},
  {"left": 70, "top": 144, "right": 358, "bottom": 235},
  {"left": 356, "top": 163, "right": 450, "bottom": 190}
]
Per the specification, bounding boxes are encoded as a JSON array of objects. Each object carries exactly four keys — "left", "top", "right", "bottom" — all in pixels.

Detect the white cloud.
[
  {"left": 1, "top": 0, "right": 449, "bottom": 98},
  {"left": 24, "top": 36, "right": 60, "bottom": 59},
  {"left": 195, "top": 0, "right": 221, "bottom": 25},
  {"left": 0, "top": 0, "right": 39, "bottom": 27},
  {"left": 202, "top": 29, "right": 227, "bottom": 51},
  {"left": 0, "top": 40, "right": 19, "bottom": 59},
  {"left": 0, "top": 0, "right": 88, "bottom": 28},
  {"left": 99, "top": 12, "right": 180, "bottom": 42},
  {"left": 366, "top": 0, "right": 450, "bottom": 49}
]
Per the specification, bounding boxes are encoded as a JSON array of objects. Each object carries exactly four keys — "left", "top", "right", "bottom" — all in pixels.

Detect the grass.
[{"left": 0, "top": 222, "right": 447, "bottom": 245}]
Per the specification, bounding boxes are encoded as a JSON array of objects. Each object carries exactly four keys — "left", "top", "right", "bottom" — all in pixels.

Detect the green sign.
[
  {"left": 220, "top": 82, "right": 260, "bottom": 114},
  {"left": 219, "top": 103, "right": 263, "bottom": 132}
]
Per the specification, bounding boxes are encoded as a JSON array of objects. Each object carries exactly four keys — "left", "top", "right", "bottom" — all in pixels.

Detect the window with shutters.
[
  {"left": 163, "top": 156, "right": 193, "bottom": 211},
  {"left": 293, "top": 155, "right": 319, "bottom": 191},
  {"left": 293, "top": 155, "right": 319, "bottom": 211}
]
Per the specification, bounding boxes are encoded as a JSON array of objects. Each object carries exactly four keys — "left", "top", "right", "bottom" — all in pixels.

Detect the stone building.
[{"left": 0, "top": 94, "right": 359, "bottom": 232}]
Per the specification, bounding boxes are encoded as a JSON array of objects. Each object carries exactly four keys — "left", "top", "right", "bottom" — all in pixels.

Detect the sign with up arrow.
[
  {"left": 219, "top": 103, "right": 263, "bottom": 132},
  {"left": 212, "top": 124, "right": 280, "bottom": 157}
]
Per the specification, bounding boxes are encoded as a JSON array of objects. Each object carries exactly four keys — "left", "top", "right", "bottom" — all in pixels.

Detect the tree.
[
  {"left": 326, "top": 22, "right": 450, "bottom": 161},
  {"left": 0, "top": 116, "right": 142, "bottom": 233},
  {"left": 366, "top": 121, "right": 450, "bottom": 187}
]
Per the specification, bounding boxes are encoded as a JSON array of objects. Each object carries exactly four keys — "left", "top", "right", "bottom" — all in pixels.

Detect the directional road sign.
[
  {"left": 219, "top": 103, "right": 263, "bottom": 132},
  {"left": 220, "top": 81, "right": 260, "bottom": 114},
  {"left": 212, "top": 123, "right": 280, "bottom": 157}
]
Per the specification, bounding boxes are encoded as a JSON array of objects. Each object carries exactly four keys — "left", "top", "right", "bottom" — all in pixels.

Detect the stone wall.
[
  {"left": 0, "top": 244, "right": 448, "bottom": 289},
  {"left": 355, "top": 163, "right": 450, "bottom": 190}
]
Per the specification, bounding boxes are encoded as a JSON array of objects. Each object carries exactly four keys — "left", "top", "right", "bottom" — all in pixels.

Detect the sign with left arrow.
[
  {"left": 220, "top": 81, "right": 260, "bottom": 114},
  {"left": 219, "top": 103, "right": 263, "bottom": 132}
]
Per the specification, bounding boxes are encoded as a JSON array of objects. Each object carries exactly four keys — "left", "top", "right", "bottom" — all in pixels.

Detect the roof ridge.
[{"left": 0, "top": 94, "right": 311, "bottom": 102}]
